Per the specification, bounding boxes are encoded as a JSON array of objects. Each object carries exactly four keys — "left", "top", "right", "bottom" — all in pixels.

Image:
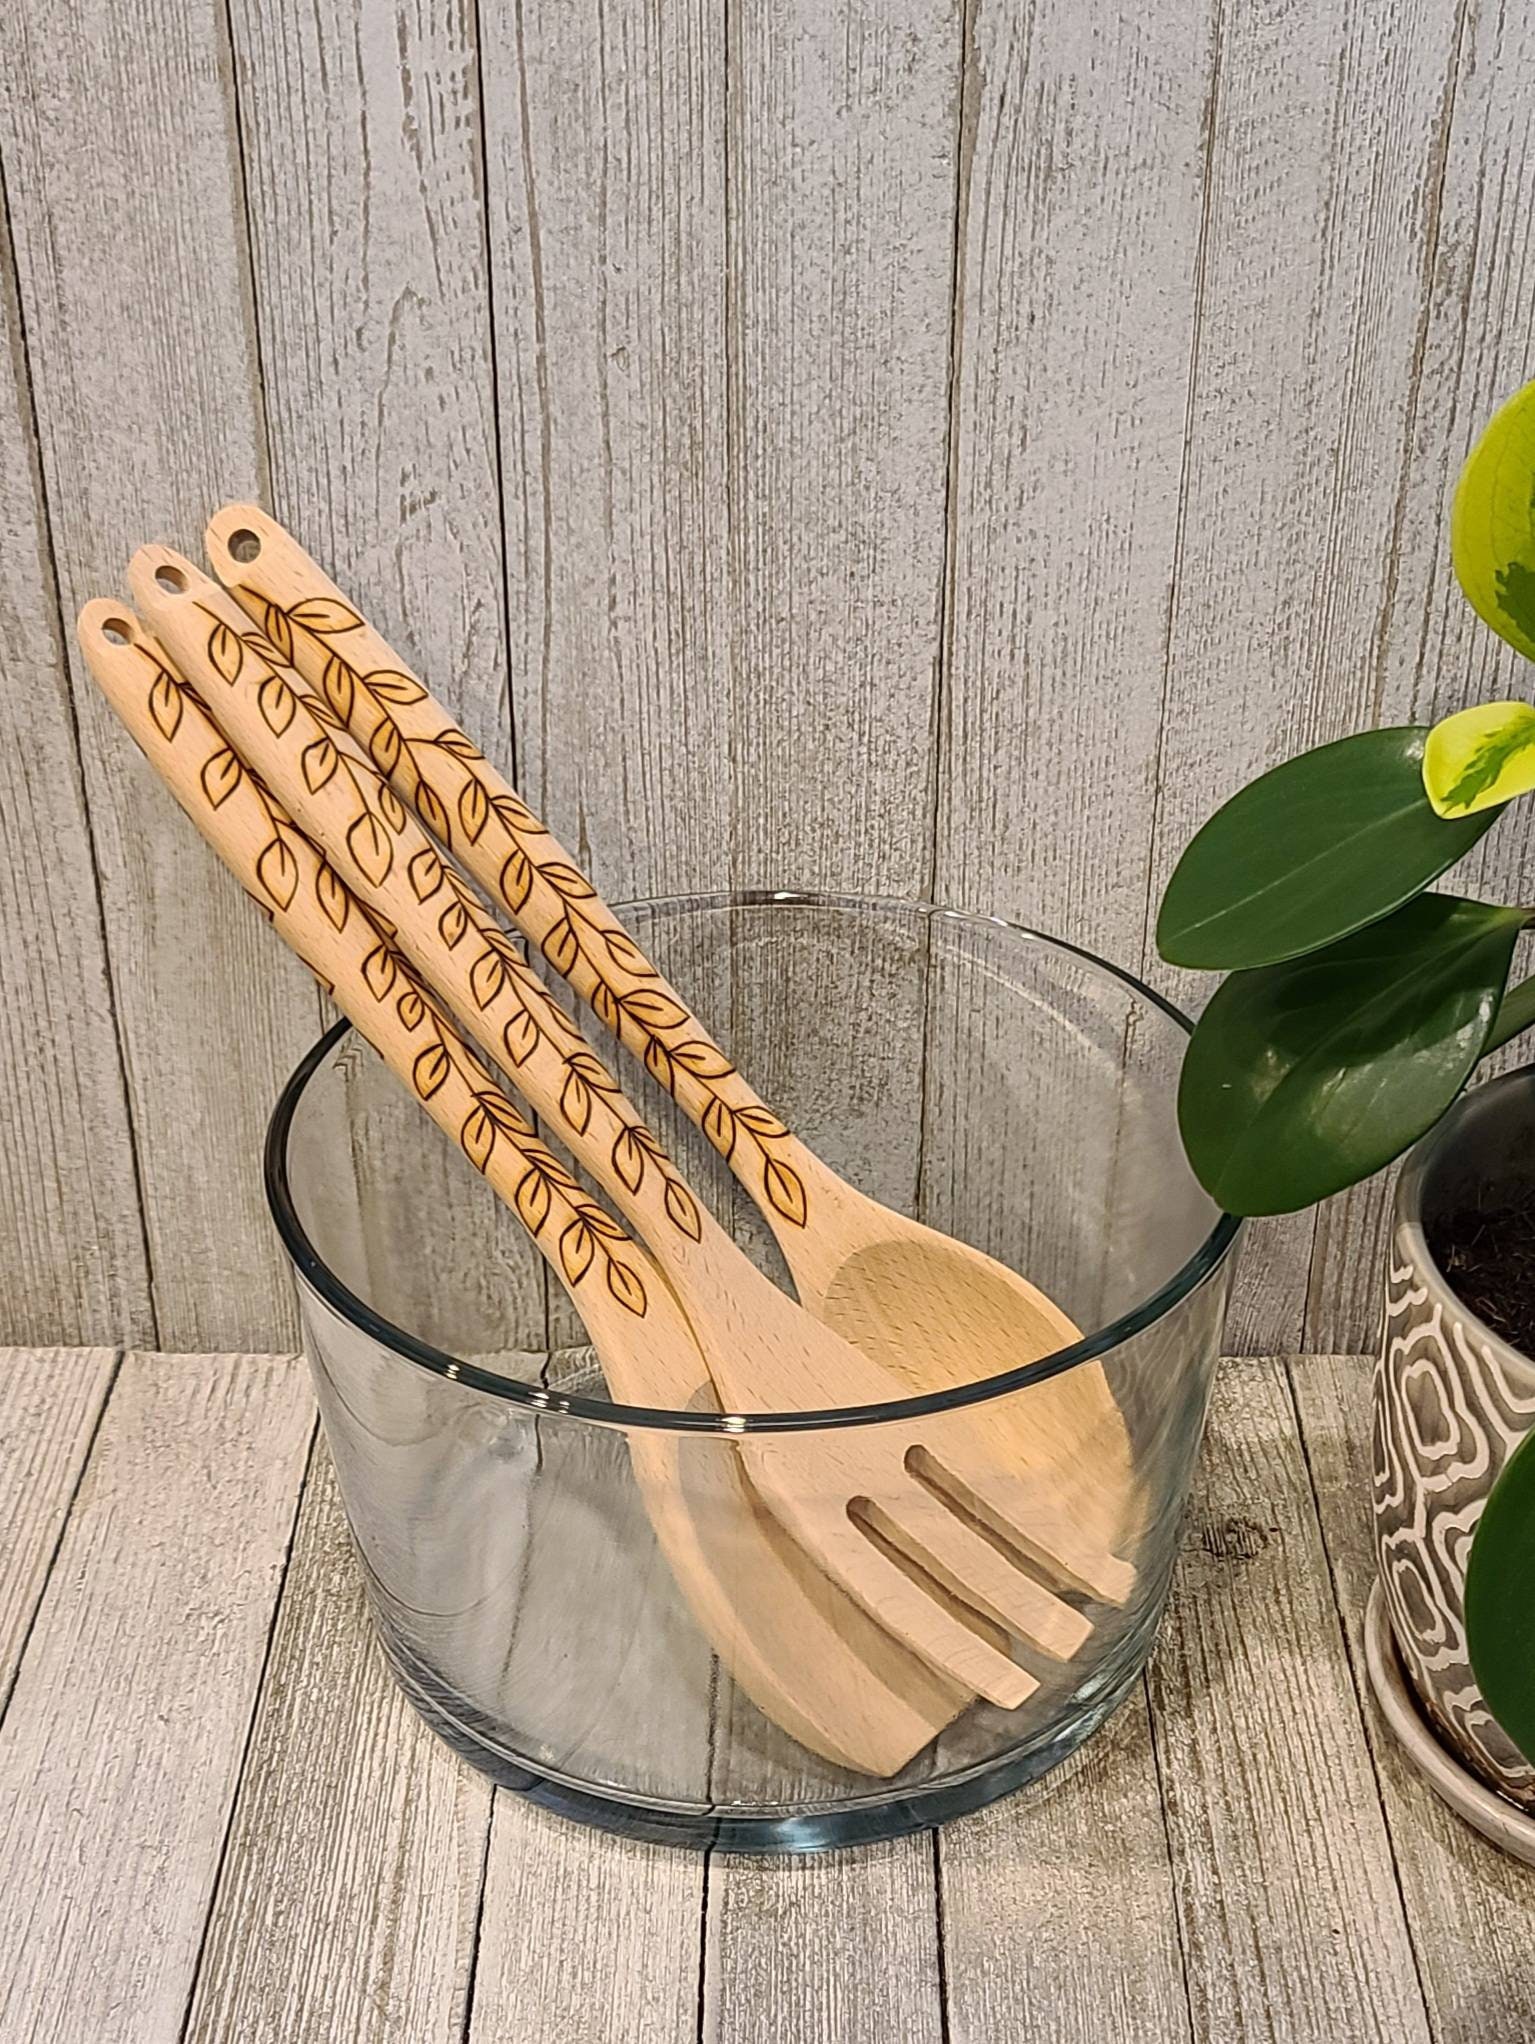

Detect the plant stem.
[{"left": 1486, "top": 972, "right": 1535, "bottom": 1055}]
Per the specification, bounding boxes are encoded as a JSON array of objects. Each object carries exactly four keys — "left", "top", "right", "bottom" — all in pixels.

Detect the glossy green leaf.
[
  {"left": 1178, "top": 893, "right": 1527, "bottom": 1215},
  {"left": 1452, "top": 376, "right": 1535, "bottom": 664},
  {"left": 1467, "top": 1425, "right": 1535, "bottom": 1767},
  {"left": 1157, "top": 729, "right": 1497, "bottom": 971},
  {"left": 1423, "top": 699, "right": 1535, "bottom": 817}
]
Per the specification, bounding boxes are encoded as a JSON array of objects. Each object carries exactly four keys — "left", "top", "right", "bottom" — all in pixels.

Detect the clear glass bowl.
[{"left": 267, "top": 893, "right": 1239, "bottom": 1852}]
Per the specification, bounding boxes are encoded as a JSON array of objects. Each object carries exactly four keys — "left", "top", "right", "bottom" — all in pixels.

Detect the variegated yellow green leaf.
[
  {"left": 1422, "top": 700, "right": 1535, "bottom": 817},
  {"left": 1452, "top": 376, "right": 1535, "bottom": 662}
]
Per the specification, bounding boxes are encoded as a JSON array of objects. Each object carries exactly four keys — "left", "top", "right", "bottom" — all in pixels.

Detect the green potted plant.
[{"left": 1158, "top": 377, "right": 1535, "bottom": 1853}]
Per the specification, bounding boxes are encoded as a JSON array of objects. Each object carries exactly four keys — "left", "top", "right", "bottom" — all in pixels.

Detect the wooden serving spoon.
[
  {"left": 76, "top": 599, "right": 970, "bottom": 1777},
  {"left": 134, "top": 549, "right": 1130, "bottom": 1709},
  {"left": 207, "top": 506, "right": 1139, "bottom": 1551}
]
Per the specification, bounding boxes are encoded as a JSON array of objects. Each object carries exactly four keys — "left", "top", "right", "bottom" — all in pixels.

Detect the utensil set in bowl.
[{"left": 77, "top": 509, "right": 1138, "bottom": 1776}]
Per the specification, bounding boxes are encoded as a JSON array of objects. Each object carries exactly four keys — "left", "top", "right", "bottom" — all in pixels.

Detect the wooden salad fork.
[
  {"left": 76, "top": 599, "right": 971, "bottom": 1777},
  {"left": 206, "top": 505, "right": 1139, "bottom": 1554},
  {"left": 133, "top": 548, "right": 1130, "bottom": 1707}
]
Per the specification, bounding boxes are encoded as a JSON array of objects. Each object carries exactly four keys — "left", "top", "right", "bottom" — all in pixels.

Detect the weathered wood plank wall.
[{"left": 0, "top": 0, "right": 1527, "bottom": 1352}]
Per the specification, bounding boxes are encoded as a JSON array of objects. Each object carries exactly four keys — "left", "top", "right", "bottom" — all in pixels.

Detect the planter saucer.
[{"left": 1364, "top": 1581, "right": 1535, "bottom": 1866}]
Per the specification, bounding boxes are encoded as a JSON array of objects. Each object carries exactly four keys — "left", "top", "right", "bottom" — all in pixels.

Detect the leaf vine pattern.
[
  {"left": 135, "top": 635, "right": 648, "bottom": 1320},
  {"left": 239, "top": 585, "right": 808, "bottom": 1229}
]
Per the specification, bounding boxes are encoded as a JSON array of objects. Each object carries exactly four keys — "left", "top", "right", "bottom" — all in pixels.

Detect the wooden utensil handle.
[
  {"left": 76, "top": 601, "right": 655, "bottom": 1329},
  {"left": 205, "top": 505, "right": 820, "bottom": 1241},
  {"left": 131, "top": 550, "right": 719, "bottom": 1279}
]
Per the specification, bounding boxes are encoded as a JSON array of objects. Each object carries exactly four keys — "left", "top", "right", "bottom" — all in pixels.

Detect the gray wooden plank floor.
[{"left": 2, "top": 1348, "right": 1532, "bottom": 2042}]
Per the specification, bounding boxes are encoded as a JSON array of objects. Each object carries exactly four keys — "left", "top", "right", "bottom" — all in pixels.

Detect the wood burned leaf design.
[
  {"left": 671, "top": 1040, "right": 735, "bottom": 1080},
  {"left": 257, "top": 672, "right": 297, "bottom": 736},
  {"left": 560, "top": 1065, "right": 593, "bottom": 1136},
  {"left": 543, "top": 916, "right": 579, "bottom": 977},
  {"left": 368, "top": 670, "right": 426, "bottom": 705},
  {"left": 599, "top": 927, "right": 656, "bottom": 977},
  {"left": 306, "top": 692, "right": 347, "bottom": 736},
  {"left": 612, "top": 1126, "right": 646, "bottom": 1192},
  {"left": 412, "top": 1043, "right": 450, "bottom": 1100},
  {"left": 289, "top": 597, "right": 361, "bottom": 635},
  {"left": 736, "top": 1105, "right": 790, "bottom": 1140},
  {"left": 302, "top": 736, "right": 338, "bottom": 793},
  {"left": 503, "top": 1008, "right": 538, "bottom": 1067},
  {"left": 582, "top": 1205, "right": 628, "bottom": 1241},
  {"left": 459, "top": 777, "right": 489, "bottom": 844},
  {"left": 408, "top": 847, "right": 443, "bottom": 902},
  {"left": 201, "top": 746, "right": 242, "bottom": 809},
  {"left": 369, "top": 717, "right": 402, "bottom": 776},
  {"left": 415, "top": 781, "right": 451, "bottom": 842},
  {"left": 606, "top": 1259, "right": 646, "bottom": 1316},
  {"left": 262, "top": 602, "right": 295, "bottom": 664},
  {"left": 559, "top": 1219, "right": 594, "bottom": 1287},
  {"left": 208, "top": 620, "right": 244, "bottom": 683},
  {"left": 470, "top": 948, "right": 505, "bottom": 1010},
  {"left": 377, "top": 782, "right": 408, "bottom": 834},
  {"left": 643, "top": 1035, "right": 675, "bottom": 1092},
  {"left": 540, "top": 862, "right": 597, "bottom": 902},
  {"left": 397, "top": 986, "right": 425, "bottom": 1030},
  {"left": 317, "top": 865, "right": 349, "bottom": 931},
  {"left": 476, "top": 1089, "right": 532, "bottom": 1137},
  {"left": 256, "top": 835, "right": 299, "bottom": 912},
  {"left": 514, "top": 1164, "right": 551, "bottom": 1235},
  {"left": 462, "top": 1104, "right": 496, "bottom": 1174},
  {"left": 148, "top": 666, "right": 183, "bottom": 741},
  {"left": 439, "top": 898, "right": 469, "bottom": 949},
  {"left": 361, "top": 943, "right": 397, "bottom": 1002},
  {"left": 501, "top": 845, "right": 533, "bottom": 912},
  {"left": 663, "top": 1179, "right": 703, "bottom": 1241},
  {"left": 348, "top": 812, "right": 393, "bottom": 886},
  {"left": 567, "top": 1051, "right": 619, "bottom": 1096},
  {"left": 322, "top": 652, "right": 355, "bottom": 724},
  {"left": 620, "top": 988, "right": 688, "bottom": 1031},
  {"left": 240, "top": 629, "right": 290, "bottom": 665},
  {"left": 703, "top": 1095, "right": 735, "bottom": 1160},
  {"left": 592, "top": 981, "right": 622, "bottom": 1031},
  {"left": 762, "top": 1157, "right": 808, "bottom": 1228}
]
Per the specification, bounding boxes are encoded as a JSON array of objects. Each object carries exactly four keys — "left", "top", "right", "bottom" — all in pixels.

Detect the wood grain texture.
[
  {"left": 0, "top": 1346, "right": 116, "bottom": 1705},
  {"left": 704, "top": 1836, "right": 943, "bottom": 2044},
  {"left": 0, "top": 0, "right": 322, "bottom": 1349},
  {"left": 470, "top": 1797, "right": 703, "bottom": 2044},
  {"left": 0, "top": 1351, "right": 312, "bottom": 2042},
  {"left": 1306, "top": 0, "right": 1535, "bottom": 1352},
  {"left": 937, "top": 1692, "right": 1191, "bottom": 2044},
  {"left": 1292, "top": 1350, "right": 1535, "bottom": 2044},
  {"left": 935, "top": 0, "right": 1212, "bottom": 954},
  {"left": 726, "top": 0, "right": 957, "bottom": 892},
  {"left": 185, "top": 1445, "right": 492, "bottom": 2044},
  {"left": 478, "top": 0, "right": 730, "bottom": 900},
  {"left": 0, "top": 252, "right": 151, "bottom": 1347},
  {"left": 1148, "top": 1354, "right": 1430, "bottom": 2043},
  {"left": 1145, "top": 0, "right": 1465, "bottom": 1353},
  {"left": 223, "top": 0, "right": 545, "bottom": 1345}
]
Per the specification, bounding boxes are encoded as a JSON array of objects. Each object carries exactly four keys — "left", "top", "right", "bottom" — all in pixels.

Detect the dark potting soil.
[{"left": 1427, "top": 1188, "right": 1535, "bottom": 1356}]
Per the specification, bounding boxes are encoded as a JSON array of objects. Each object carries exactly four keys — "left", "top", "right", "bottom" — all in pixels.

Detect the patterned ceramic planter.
[{"left": 1374, "top": 1066, "right": 1535, "bottom": 1806}]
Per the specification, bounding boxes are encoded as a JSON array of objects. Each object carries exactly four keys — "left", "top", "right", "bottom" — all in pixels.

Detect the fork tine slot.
[
  {"left": 908, "top": 1445, "right": 1136, "bottom": 1607},
  {"left": 742, "top": 1449, "right": 1037, "bottom": 1709},
  {"left": 862, "top": 1483, "right": 1092, "bottom": 1662}
]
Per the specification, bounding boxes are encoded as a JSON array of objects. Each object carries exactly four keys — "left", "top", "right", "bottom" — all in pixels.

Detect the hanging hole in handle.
[
  {"left": 227, "top": 529, "right": 261, "bottom": 564},
  {"left": 101, "top": 617, "right": 134, "bottom": 645},
  {"left": 154, "top": 563, "right": 188, "bottom": 594}
]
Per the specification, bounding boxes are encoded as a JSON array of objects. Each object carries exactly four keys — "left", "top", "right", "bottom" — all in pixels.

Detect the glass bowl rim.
[{"left": 265, "top": 890, "right": 1241, "bottom": 1435}]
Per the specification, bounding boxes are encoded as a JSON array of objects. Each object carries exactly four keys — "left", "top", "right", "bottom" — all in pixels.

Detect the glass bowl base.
[{"left": 383, "top": 1631, "right": 1146, "bottom": 1854}]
